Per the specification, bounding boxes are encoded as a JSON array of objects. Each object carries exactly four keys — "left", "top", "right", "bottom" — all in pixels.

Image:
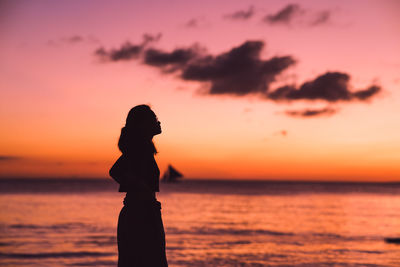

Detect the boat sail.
[{"left": 161, "top": 165, "right": 183, "bottom": 183}]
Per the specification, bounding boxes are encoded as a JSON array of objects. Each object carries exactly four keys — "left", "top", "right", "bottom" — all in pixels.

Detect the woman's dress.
[{"left": 110, "top": 152, "right": 168, "bottom": 267}]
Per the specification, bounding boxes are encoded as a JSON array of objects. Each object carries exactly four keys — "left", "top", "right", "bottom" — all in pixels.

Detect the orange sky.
[{"left": 1, "top": 0, "right": 399, "bottom": 181}]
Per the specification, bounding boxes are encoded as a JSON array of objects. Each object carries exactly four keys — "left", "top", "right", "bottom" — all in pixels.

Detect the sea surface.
[{"left": 1, "top": 179, "right": 400, "bottom": 267}]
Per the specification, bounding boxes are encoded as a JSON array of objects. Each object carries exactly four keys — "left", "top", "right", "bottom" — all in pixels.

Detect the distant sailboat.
[{"left": 161, "top": 165, "right": 183, "bottom": 183}]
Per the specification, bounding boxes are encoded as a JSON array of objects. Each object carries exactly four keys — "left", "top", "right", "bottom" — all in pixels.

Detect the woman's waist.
[
  {"left": 123, "top": 192, "right": 160, "bottom": 207},
  {"left": 118, "top": 182, "right": 159, "bottom": 193}
]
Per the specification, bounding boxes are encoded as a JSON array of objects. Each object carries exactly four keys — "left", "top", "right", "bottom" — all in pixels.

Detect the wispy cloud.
[
  {"left": 224, "top": 6, "right": 255, "bottom": 21},
  {"left": 262, "top": 3, "right": 332, "bottom": 27},
  {"left": 95, "top": 42, "right": 143, "bottom": 61},
  {"left": 263, "top": 4, "right": 302, "bottom": 25},
  {"left": 183, "top": 17, "right": 208, "bottom": 28},
  {"left": 94, "top": 33, "right": 161, "bottom": 62},
  {"left": 47, "top": 35, "right": 99, "bottom": 46},
  {"left": 285, "top": 107, "right": 337, "bottom": 118},
  {"left": 185, "top": 18, "right": 199, "bottom": 28},
  {"left": 310, "top": 10, "right": 331, "bottom": 26},
  {"left": 0, "top": 155, "right": 22, "bottom": 161}
]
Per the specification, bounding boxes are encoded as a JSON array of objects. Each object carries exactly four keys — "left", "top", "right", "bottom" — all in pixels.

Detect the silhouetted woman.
[{"left": 109, "top": 105, "right": 168, "bottom": 267}]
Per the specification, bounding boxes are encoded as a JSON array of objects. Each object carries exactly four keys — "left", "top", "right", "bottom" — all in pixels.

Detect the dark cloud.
[
  {"left": 95, "top": 42, "right": 143, "bottom": 61},
  {"left": 98, "top": 38, "right": 380, "bottom": 104},
  {"left": 96, "top": 37, "right": 382, "bottom": 119},
  {"left": 144, "top": 45, "right": 202, "bottom": 72},
  {"left": 268, "top": 72, "right": 381, "bottom": 102},
  {"left": 285, "top": 107, "right": 337, "bottom": 117},
  {"left": 263, "top": 4, "right": 301, "bottom": 24},
  {"left": 95, "top": 33, "right": 161, "bottom": 61},
  {"left": 352, "top": 85, "right": 381, "bottom": 100},
  {"left": 135, "top": 40, "right": 295, "bottom": 96},
  {"left": 180, "top": 41, "right": 296, "bottom": 95},
  {"left": 0, "top": 155, "right": 21, "bottom": 161},
  {"left": 224, "top": 6, "right": 255, "bottom": 20},
  {"left": 310, "top": 10, "right": 331, "bottom": 26}
]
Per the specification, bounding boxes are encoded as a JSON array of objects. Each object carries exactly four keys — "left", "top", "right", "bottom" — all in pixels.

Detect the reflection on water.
[{"left": 0, "top": 180, "right": 400, "bottom": 266}]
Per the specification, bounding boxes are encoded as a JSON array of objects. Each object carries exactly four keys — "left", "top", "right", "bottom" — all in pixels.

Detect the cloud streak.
[
  {"left": 263, "top": 4, "right": 302, "bottom": 25},
  {"left": 0, "top": 155, "right": 22, "bottom": 161},
  {"left": 268, "top": 72, "right": 381, "bottom": 102},
  {"left": 310, "top": 10, "right": 331, "bottom": 26},
  {"left": 262, "top": 4, "right": 331, "bottom": 27},
  {"left": 285, "top": 107, "right": 337, "bottom": 117},
  {"left": 62, "top": 35, "right": 84, "bottom": 43},
  {"left": 47, "top": 35, "right": 99, "bottom": 46},
  {"left": 224, "top": 6, "right": 255, "bottom": 20},
  {"left": 183, "top": 17, "right": 208, "bottom": 28},
  {"left": 95, "top": 33, "right": 161, "bottom": 61}
]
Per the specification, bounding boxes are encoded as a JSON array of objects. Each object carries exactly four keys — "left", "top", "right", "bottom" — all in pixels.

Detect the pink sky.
[{"left": 1, "top": 0, "right": 399, "bottom": 180}]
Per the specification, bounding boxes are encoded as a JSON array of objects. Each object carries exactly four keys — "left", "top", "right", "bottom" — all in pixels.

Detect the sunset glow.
[{"left": 1, "top": 0, "right": 399, "bottom": 181}]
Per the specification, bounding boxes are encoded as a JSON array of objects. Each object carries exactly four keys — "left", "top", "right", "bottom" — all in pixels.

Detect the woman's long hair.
[{"left": 118, "top": 105, "right": 157, "bottom": 155}]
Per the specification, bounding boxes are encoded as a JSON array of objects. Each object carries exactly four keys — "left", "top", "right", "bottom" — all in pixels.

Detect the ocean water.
[{"left": 1, "top": 179, "right": 400, "bottom": 267}]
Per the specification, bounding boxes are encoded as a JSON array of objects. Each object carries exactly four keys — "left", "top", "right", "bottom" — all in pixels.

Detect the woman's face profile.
[{"left": 151, "top": 112, "right": 162, "bottom": 136}]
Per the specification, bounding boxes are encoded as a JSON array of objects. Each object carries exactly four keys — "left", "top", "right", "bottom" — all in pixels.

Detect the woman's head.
[
  {"left": 118, "top": 105, "right": 161, "bottom": 154},
  {"left": 125, "top": 105, "right": 161, "bottom": 136}
]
